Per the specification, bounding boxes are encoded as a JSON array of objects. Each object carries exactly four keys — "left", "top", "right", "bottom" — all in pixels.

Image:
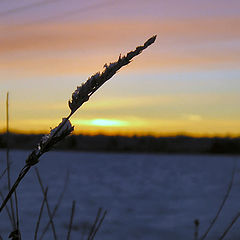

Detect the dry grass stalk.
[
  {"left": 39, "top": 171, "right": 69, "bottom": 239},
  {"left": 200, "top": 164, "right": 236, "bottom": 240},
  {"left": 0, "top": 35, "right": 157, "bottom": 213},
  {"left": 68, "top": 35, "right": 157, "bottom": 114},
  {"left": 218, "top": 211, "right": 240, "bottom": 240},
  {"left": 87, "top": 208, "right": 107, "bottom": 240},
  {"left": 6, "top": 92, "right": 17, "bottom": 230},
  {"left": 35, "top": 168, "right": 58, "bottom": 240},
  {"left": 8, "top": 229, "right": 21, "bottom": 240},
  {"left": 0, "top": 165, "right": 11, "bottom": 181},
  {"left": 34, "top": 187, "right": 48, "bottom": 240},
  {"left": 87, "top": 208, "right": 102, "bottom": 240},
  {"left": 66, "top": 200, "right": 76, "bottom": 240},
  {"left": 90, "top": 209, "right": 107, "bottom": 240},
  {"left": 194, "top": 219, "right": 199, "bottom": 240},
  {"left": 0, "top": 191, "right": 14, "bottom": 227},
  {"left": 14, "top": 190, "right": 20, "bottom": 239}
]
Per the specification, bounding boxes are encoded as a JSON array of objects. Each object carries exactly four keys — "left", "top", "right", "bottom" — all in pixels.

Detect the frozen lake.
[{"left": 0, "top": 150, "right": 239, "bottom": 239}]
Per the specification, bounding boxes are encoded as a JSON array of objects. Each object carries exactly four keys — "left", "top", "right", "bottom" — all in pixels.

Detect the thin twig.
[
  {"left": 218, "top": 212, "right": 240, "bottom": 240},
  {"left": 35, "top": 168, "right": 58, "bottom": 240},
  {"left": 34, "top": 187, "right": 48, "bottom": 240},
  {"left": 39, "top": 170, "right": 69, "bottom": 240},
  {"left": 200, "top": 163, "right": 237, "bottom": 240},
  {"left": 66, "top": 200, "right": 76, "bottom": 240}
]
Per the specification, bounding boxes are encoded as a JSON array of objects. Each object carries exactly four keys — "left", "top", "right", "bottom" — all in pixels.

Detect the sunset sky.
[{"left": 0, "top": 0, "right": 239, "bottom": 136}]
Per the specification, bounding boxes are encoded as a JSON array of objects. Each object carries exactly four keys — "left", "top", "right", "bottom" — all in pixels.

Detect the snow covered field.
[{"left": 0, "top": 150, "right": 239, "bottom": 239}]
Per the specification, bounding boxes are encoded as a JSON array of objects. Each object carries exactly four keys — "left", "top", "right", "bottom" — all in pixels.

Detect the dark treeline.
[{"left": 0, "top": 133, "right": 239, "bottom": 154}]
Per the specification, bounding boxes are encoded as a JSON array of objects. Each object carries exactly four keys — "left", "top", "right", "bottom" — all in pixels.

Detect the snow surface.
[{"left": 0, "top": 150, "right": 239, "bottom": 239}]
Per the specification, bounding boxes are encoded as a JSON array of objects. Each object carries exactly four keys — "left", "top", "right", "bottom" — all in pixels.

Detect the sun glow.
[
  {"left": 72, "top": 119, "right": 129, "bottom": 127},
  {"left": 91, "top": 119, "right": 128, "bottom": 127}
]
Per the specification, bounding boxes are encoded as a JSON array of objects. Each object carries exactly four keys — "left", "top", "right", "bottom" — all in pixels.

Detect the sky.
[{"left": 0, "top": 0, "right": 240, "bottom": 136}]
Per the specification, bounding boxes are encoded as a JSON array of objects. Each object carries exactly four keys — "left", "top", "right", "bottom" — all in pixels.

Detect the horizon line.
[{"left": 0, "top": 130, "right": 239, "bottom": 139}]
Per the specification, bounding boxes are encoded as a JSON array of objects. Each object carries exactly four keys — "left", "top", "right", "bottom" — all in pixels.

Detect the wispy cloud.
[
  {"left": 0, "top": 18, "right": 239, "bottom": 75},
  {"left": 1, "top": 18, "right": 239, "bottom": 52}
]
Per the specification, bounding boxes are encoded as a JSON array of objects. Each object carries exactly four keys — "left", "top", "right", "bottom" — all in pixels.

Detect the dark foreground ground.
[
  {"left": 0, "top": 150, "right": 239, "bottom": 239},
  {"left": 0, "top": 133, "right": 239, "bottom": 154}
]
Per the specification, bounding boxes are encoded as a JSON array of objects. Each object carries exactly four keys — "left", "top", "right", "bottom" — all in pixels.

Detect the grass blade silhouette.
[
  {"left": 6, "top": 92, "right": 16, "bottom": 229},
  {"left": 218, "top": 212, "right": 240, "bottom": 240},
  {"left": 200, "top": 163, "right": 236, "bottom": 240},
  {"left": 39, "top": 171, "right": 69, "bottom": 239},
  {"left": 35, "top": 168, "right": 57, "bottom": 240},
  {"left": 87, "top": 208, "right": 107, "bottom": 240},
  {"left": 34, "top": 187, "right": 48, "bottom": 240},
  {"left": 0, "top": 191, "right": 14, "bottom": 227},
  {"left": 66, "top": 200, "right": 76, "bottom": 240}
]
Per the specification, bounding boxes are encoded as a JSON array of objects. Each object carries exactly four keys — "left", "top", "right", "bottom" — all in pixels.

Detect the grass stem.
[
  {"left": 87, "top": 208, "right": 107, "bottom": 240},
  {"left": 218, "top": 212, "right": 240, "bottom": 240},
  {"left": 200, "top": 163, "right": 236, "bottom": 240},
  {"left": 35, "top": 168, "right": 58, "bottom": 240},
  {"left": 6, "top": 92, "right": 16, "bottom": 229},
  {"left": 66, "top": 200, "right": 76, "bottom": 240},
  {"left": 39, "top": 171, "right": 69, "bottom": 239},
  {"left": 34, "top": 187, "right": 48, "bottom": 240},
  {"left": 0, "top": 36, "right": 157, "bottom": 216}
]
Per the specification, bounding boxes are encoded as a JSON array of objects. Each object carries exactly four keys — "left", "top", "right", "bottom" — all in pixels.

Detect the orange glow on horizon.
[
  {"left": 1, "top": 116, "right": 240, "bottom": 138},
  {"left": 1, "top": 128, "right": 239, "bottom": 139}
]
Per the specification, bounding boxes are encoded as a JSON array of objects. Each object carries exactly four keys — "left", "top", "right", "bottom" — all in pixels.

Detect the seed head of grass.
[
  {"left": 68, "top": 35, "right": 157, "bottom": 113},
  {"left": 26, "top": 118, "right": 74, "bottom": 166}
]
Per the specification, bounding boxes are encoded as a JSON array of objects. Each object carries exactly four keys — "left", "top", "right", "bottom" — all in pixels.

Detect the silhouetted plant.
[{"left": 0, "top": 35, "right": 157, "bottom": 238}]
